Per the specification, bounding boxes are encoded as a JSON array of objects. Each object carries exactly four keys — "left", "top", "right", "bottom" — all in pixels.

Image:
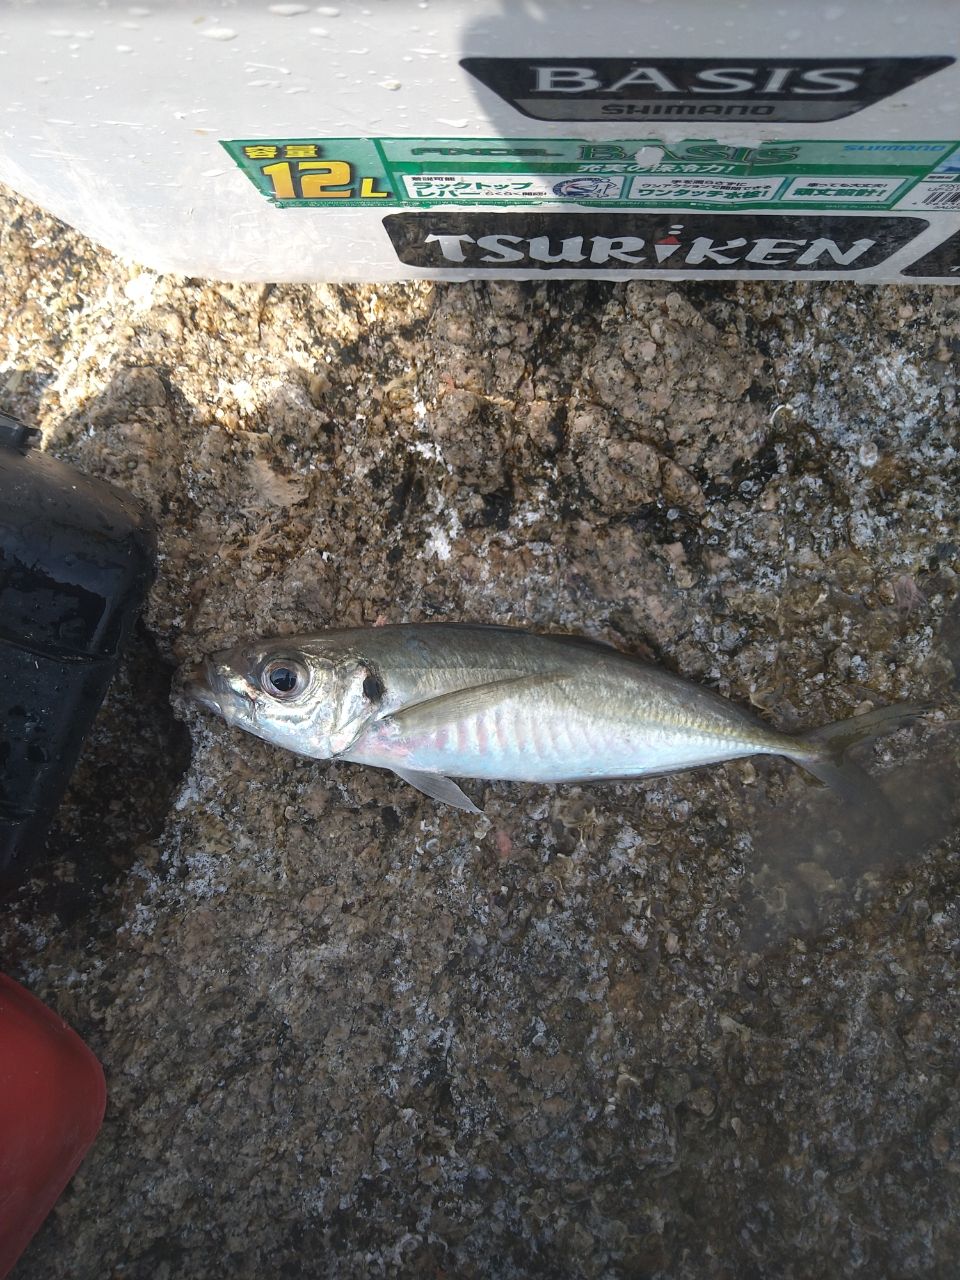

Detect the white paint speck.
[
  {"left": 174, "top": 782, "right": 198, "bottom": 812},
  {"left": 858, "top": 440, "right": 879, "bottom": 468},
  {"left": 123, "top": 272, "right": 156, "bottom": 308},
  {"left": 424, "top": 525, "right": 452, "bottom": 561},
  {"left": 201, "top": 26, "right": 238, "bottom": 41},
  {"left": 269, "top": 2, "right": 310, "bottom": 13},
  {"left": 315, "top": 5, "right": 340, "bottom": 15},
  {"left": 230, "top": 379, "right": 258, "bottom": 412}
]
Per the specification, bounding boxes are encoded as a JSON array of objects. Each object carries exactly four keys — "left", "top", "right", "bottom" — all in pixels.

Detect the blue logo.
[{"left": 552, "top": 177, "right": 621, "bottom": 199}]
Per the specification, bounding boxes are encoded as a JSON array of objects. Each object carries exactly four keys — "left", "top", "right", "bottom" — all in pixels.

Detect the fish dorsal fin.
[
  {"left": 384, "top": 671, "right": 568, "bottom": 736},
  {"left": 391, "top": 767, "right": 482, "bottom": 814}
]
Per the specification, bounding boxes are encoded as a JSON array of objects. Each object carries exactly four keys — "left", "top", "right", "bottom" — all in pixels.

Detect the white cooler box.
[{"left": 2, "top": 0, "right": 959, "bottom": 282}]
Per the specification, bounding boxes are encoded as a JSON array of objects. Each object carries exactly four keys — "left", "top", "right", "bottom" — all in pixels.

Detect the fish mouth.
[{"left": 181, "top": 660, "right": 224, "bottom": 717}]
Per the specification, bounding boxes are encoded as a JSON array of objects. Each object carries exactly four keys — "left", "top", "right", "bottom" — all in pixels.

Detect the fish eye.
[{"left": 260, "top": 658, "right": 308, "bottom": 700}]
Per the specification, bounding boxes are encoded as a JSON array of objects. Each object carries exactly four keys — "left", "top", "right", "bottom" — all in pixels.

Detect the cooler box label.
[
  {"left": 459, "top": 56, "right": 954, "bottom": 123},
  {"left": 221, "top": 136, "right": 960, "bottom": 214}
]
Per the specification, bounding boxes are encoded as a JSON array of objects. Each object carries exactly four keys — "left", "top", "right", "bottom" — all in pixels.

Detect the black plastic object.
[{"left": 0, "top": 413, "right": 156, "bottom": 885}]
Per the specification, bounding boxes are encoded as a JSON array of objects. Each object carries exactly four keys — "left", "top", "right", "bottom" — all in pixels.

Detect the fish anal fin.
[{"left": 392, "top": 767, "right": 482, "bottom": 815}]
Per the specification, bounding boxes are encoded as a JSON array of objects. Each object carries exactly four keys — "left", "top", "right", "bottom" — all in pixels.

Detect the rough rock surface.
[{"left": 1, "top": 184, "right": 959, "bottom": 1279}]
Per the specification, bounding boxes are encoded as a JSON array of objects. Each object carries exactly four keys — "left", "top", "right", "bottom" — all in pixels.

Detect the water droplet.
[
  {"left": 247, "top": 59, "right": 291, "bottom": 74},
  {"left": 633, "top": 145, "right": 663, "bottom": 168}
]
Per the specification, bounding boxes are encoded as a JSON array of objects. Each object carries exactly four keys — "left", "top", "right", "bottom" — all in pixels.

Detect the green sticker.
[{"left": 220, "top": 137, "right": 960, "bottom": 212}]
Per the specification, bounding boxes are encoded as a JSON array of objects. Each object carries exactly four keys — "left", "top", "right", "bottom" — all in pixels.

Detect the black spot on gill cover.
[{"left": 363, "top": 671, "right": 386, "bottom": 703}]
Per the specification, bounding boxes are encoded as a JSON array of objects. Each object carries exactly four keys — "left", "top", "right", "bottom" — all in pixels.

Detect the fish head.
[{"left": 184, "top": 637, "right": 383, "bottom": 760}]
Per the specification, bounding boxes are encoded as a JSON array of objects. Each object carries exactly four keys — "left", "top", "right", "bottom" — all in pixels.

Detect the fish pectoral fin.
[
  {"left": 392, "top": 767, "right": 483, "bottom": 815},
  {"left": 384, "top": 671, "right": 568, "bottom": 736}
]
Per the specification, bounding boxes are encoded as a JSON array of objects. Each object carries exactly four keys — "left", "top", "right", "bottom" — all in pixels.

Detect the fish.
[{"left": 183, "top": 623, "right": 924, "bottom": 815}]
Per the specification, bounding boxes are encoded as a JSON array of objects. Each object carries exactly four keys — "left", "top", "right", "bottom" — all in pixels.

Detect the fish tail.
[{"left": 787, "top": 703, "right": 929, "bottom": 807}]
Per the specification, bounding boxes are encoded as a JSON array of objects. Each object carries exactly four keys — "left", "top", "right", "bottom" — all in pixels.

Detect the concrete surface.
[{"left": 1, "top": 184, "right": 959, "bottom": 1278}]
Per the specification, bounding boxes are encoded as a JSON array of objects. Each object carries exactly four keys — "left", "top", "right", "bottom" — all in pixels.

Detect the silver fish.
[{"left": 183, "top": 623, "right": 921, "bottom": 814}]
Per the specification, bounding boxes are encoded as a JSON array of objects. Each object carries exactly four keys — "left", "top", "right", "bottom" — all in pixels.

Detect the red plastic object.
[{"left": 0, "top": 974, "right": 105, "bottom": 1278}]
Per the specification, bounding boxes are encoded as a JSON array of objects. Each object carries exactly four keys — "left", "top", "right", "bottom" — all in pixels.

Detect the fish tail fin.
[{"left": 787, "top": 703, "right": 929, "bottom": 808}]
